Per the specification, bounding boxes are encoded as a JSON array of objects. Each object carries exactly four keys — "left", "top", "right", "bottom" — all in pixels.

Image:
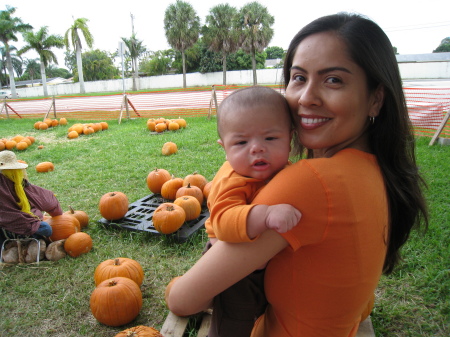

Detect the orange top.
[
  {"left": 250, "top": 149, "right": 388, "bottom": 337},
  {"left": 204, "top": 161, "right": 266, "bottom": 242}
]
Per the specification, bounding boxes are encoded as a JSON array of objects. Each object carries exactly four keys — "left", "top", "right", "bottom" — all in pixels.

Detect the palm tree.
[
  {"left": 121, "top": 34, "right": 146, "bottom": 91},
  {"left": 0, "top": 6, "right": 32, "bottom": 98},
  {"left": 23, "top": 58, "right": 40, "bottom": 86},
  {"left": 202, "top": 4, "right": 240, "bottom": 85},
  {"left": 237, "top": 2, "right": 274, "bottom": 85},
  {"left": 0, "top": 45, "right": 23, "bottom": 87},
  {"left": 19, "top": 26, "right": 64, "bottom": 96},
  {"left": 164, "top": 0, "right": 200, "bottom": 88},
  {"left": 64, "top": 18, "right": 93, "bottom": 94}
]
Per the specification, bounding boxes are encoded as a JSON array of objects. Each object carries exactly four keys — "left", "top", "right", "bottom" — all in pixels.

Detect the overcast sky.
[{"left": 5, "top": 0, "right": 450, "bottom": 69}]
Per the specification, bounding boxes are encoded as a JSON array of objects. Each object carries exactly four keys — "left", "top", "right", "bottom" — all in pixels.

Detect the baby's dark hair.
[{"left": 217, "top": 86, "right": 292, "bottom": 138}]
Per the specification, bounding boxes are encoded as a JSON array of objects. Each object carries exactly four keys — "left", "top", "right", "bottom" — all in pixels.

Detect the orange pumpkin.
[
  {"left": 68, "top": 130, "right": 79, "bottom": 139},
  {"left": 5, "top": 140, "right": 17, "bottom": 150},
  {"left": 161, "top": 142, "right": 178, "bottom": 156},
  {"left": 174, "top": 196, "right": 201, "bottom": 221},
  {"left": 152, "top": 203, "right": 186, "bottom": 234},
  {"left": 98, "top": 192, "right": 129, "bottom": 220},
  {"left": 168, "top": 121, "right": 180, "bottom": 131},
  {"left": 155, "top": 123, "right": 167, "bottom": 133},
  {"left": 64, "top": 232, "right": 93, "bottom": 257},
  {"left": 161, "top": 176, "right": 184, "bottom": 200},
  {"left": 100, "top": 121, "right": 109, "bottom": 130},
  {"left": 114, "top": 325, "right": 162, "bottom": 337},
  {"left": 203, "top": 181, "right": 213, "bottom": 200},
  {"left": 175, "top": 183, "right": 204, "bottom": 205},
  {"left": 90, "top": 277, "right": 142, "bottom": 327},
  {"left": 174, "top": 118, "right": 187, "bottom": 128},
  {"left": 15, "top": 141, "right": 28, "bottom": 151},
  {"left": 0, "top": 142, "right": 5, "bottom": 151},
  {"left": 39, "top": 123, "right": 48, "bottom": 130},
  {"left": 94, "top": 257, "right": 144, "bottom": 286},
  {"left": 48, "top": 214, "right": 80, "bottom": 241},
  {"left": 59, "top": 117, "right": 68, "bottom": 125},
  {"left": 146, "top": 168, "right": 171, "bottom": 194},
  {"left": 64, "top": 206, "right": 89, "bottom": 228},
  {"left": 36, "top": 162, "right": 55, "bottom": 173},
  {"left": 183, "top": 172, "right": 208, "bottom": 191},
  {"left": 34, "top": 121, "right": 42, "bottom": 130}
]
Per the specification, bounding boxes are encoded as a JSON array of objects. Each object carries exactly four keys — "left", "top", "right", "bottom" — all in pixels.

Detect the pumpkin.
[
  {"left": 71, "top": 123, "right": 84, "bottom": 134},
  {"left": 114, "top": 325, "right": 162, "bottom": 337},
  {"left": 174, "top": 118, "right": 187, "bottom": 128},
  {"left": 51, "top": 119, "right": 59, "bottom": 127},
  {"left": 100, "top": 121, "right": 109, "bottom": 130},
  {"left": 59, "top": 117, "right": 68, "bottom": 125},
  {"left": 11, "top": 135, "right": 24, "bottom": 143},
  {"left": 90, "top": 277, "right": 142, "bottom": 327},
  {"left": 36, "top": 162, "right": 55, "bottom": 173},
  {"left": 175, "top": 183, "right": 204, "bottom": 205},
  {"left": 48, "top": 214, "right": 80, "bottom": 241},
  {"left": 68, "top": 130, "right": 79, "bottom": 139},
  {"left": 161, "top": 175, "right": 184, "bottom": 200},
  {"left": 168, "top": 121, "right": 180, "bottom": 131},
  {"left": 5, "top": 140, "right": 17, "bottom": 150},
  {"left": 146, "top": 168, "right": 171, "bottom": 194},
  {"left": 83, "top": 126, "right": 94, "bottom": 135},
  {"left": 34, "top": 121, "right": 42, "bottom": 130},
  {"left": 183, "top": 172, "right": 208, "bottom": 191},
  {"left": 94, "top": 257, "right": 144, "bottom": 286},
  {"left": 152, "top": 203, "right": 186, "bottom": 234},
  {"left": 39, "top": 122, "right": 48, "bottom": 130},
  {"left": 37, "top": 145, "right": 44, "bottom": 150},
  {"left": 64, "top": 232, "right": 93, "bottom": 257},
  {"left": 0, "top": 141, "right": 5, "bottom": 151},
  {"left": 22, "top": 137, "right": 32, "bottom": 146},
  {"left": 161, "top": 142, "right": 178, "bottom": 156},
  {"left": 203, "top": 181, "right": 213, "bottom": 200},
  {"left": 99, "top": 191, "right": 129, "bottom": 220},
  {"left": 155, "top": 123, "right": 167, "bottom": 133},
  {"left": 16, "top": 141, "right": 28, "bottom": 151},
  {"left": 174, "top": 195, "right": 201, "bottom": 221},
  {"left": 43, "top": 118, "right": 53, "bottom": 127},
  {"left": 64, "top": 205, "right": 89, "bottom": 228},
  {"left": 147, "top": 120, "right": 156, "bottom": 131}
]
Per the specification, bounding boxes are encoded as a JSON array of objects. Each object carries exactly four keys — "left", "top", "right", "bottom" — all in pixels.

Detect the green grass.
[{"left": 0, "top": 117, "right": 448, "bottom": 336}]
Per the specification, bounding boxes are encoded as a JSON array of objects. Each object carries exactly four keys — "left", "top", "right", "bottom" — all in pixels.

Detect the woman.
[
  {"left": 0, "top": 150, "right": 62, "bottom": 240},
  {"left": 166, "top": 13, "right": 428, "bottom": 337}
]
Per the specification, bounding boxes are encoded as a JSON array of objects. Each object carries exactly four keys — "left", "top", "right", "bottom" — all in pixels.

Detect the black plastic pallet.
[{"left": 98, "top": 193, "right": 209, "bottom": 243}]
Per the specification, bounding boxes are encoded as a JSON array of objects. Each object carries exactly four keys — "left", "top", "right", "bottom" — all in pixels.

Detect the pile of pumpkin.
[
  {"left": 67, "top": 121, "right": 109, "bottom": 139},
  {"left": 1, "top": 206, "right": 92, "bottom": 264},
  {"left": 0, "top": 134, "right": 37, "bottom": 151},
  {"left": 89, "top": 257, "right": 163, "bottom": 335},
  {"left": 34, "top": 117, "right": 68, "bottom": 130},
  {"left": 147, "top": 117, "right": 187, "bottom": 133}
]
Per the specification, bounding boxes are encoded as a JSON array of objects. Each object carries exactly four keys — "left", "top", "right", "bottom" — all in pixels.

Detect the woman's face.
[{"left": 285, "top": 31, "right": 383, "bottom": 157}]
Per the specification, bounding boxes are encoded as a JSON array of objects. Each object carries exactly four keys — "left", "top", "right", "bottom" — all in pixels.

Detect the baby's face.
[{"left": 219, "top": 105, "right": 292, "bottom": 180}]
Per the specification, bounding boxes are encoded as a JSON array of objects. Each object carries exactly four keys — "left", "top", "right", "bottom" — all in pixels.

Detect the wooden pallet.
[{"left": 160, "top": 311, "right": 375, "bottom": 337}]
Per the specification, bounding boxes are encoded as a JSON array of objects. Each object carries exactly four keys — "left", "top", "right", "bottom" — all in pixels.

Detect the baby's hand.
[{"left": 265, "top": 204, "right": 301, "bottom": 233}]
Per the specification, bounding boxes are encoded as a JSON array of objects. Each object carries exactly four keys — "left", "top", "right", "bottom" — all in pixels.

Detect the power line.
[{"left": 385, "top": 21, "right": 450, "bottom": 32}]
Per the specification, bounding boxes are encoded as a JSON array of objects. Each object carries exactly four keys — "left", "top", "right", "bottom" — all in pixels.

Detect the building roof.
[{"left": 396, "top": 52, "right": 450, "bottom": 63}]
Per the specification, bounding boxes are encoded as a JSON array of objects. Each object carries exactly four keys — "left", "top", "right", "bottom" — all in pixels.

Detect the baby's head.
[{"left": 217, "top": 86, "right": 293, "bottom": 180}]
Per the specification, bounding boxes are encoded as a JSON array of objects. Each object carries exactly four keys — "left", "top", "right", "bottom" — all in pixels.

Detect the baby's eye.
[
  {"left": 266, "top": 137, "right": 277, "bottom": 141},
  {"left": 236, "top": 141, "right": 247, "bottom": 145}
]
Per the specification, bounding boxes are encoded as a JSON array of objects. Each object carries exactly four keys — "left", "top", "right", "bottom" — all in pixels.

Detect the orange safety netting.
[{"left": 2, "top": 85, "right": 449, "bottom": 139}]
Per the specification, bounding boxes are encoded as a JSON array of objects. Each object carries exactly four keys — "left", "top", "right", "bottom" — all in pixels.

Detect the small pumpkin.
[
  {"left": 175, "top": 183, "right": 204, "bottom": 205},
  {"left": 90, "top": 277, "right": 143, "bottom": 327},
  {"left": 68, "top": 130, "right": 79, "bottom": 139},
  {"left": 146, "top": 168, "right": 171, "bottom": 194},
  {"left": 64, "top": 205, "right": 89, "bottom": 228},
  {"left": 161, "top": 142, "right": 178, "bottom": 156},
  {"left": 48, "top": 214, "right": 80, "bottom": 241},
  {"left": 174, "top": 118, "right": 187, "bottom": 128},
  {"left": 183, "top": 172, "right": 208, "bottom": 191},
  {"left": 59, "top": 117, "right": 68, "bottom": 125},
  {"left": 152, "top": 203, "right": 186, "bottom": 234},
  {"left": 161, "top": 175, "right": 184, "bottom": 200},
  {"left": 114, "top": 325, "right": 163, "bottom": 337},
  {"left": 100, "top": 121, "right": 109, "bottom": 130},
  {"left": 36, "top": 162, "right": 55, "bottom": 173},
  {"left": 94, "top": 257, "right": 144, "bottom": 286},
  {"left": 99, "top": 191, "right": 129, "bottom": 220},
  {"left": 15, "top": 141, "right": 28, "bottom": 151},
  {"left": 174, "top": 195, "right": 201, "bottom": 221},
  {"left": 155, "top": 123, "right": 167, "bottom": 133},
  {"left": 39, "top": 122, "right": 48, "bottom": 130},
  {"left": 147, "top": 120, "right": 156, "bottom": 131},
  {"left": 203, "top": 181, "right": 213, "bottom": 200},
  {"left": 168, "top": 121, "right": 180, "bottom": 131},
  {"left": 64, "top": 232, "right": 93, "bottom": 258}
]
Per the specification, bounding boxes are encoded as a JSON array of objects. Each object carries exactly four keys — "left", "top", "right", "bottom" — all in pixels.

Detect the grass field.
[{"left": 0, "top": 116, "right": 448, "bottom": 337}]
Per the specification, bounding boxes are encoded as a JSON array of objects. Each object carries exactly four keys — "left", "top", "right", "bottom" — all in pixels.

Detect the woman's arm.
[{"left": 167, "top": 229, "right": 289, "bottom": 316}]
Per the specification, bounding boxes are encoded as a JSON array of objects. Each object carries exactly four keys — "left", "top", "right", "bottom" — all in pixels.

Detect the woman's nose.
[{"left": 298, "top": 83, "right": 321, "bottom": 107}]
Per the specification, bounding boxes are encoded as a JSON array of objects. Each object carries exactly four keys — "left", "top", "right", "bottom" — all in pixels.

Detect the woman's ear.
[{"left": 370, "top": 85, "right": 385, "bottom": 118}]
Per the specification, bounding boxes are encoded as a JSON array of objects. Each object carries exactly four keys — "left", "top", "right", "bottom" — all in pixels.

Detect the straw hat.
[{"left": 0, "top": 150, "right": 28, "bottom": 170}]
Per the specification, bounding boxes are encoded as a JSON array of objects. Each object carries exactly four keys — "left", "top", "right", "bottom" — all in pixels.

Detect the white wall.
[{"left": 16, "top": 62, "right": 449, "bottom": 98}]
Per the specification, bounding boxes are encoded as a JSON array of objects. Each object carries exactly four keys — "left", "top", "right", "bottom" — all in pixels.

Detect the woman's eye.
[
  {"left": 326, "top": 77, "right": 342, "bottom": 84},
  {"left": 292, "top": 74, "right": 305, "bottom": 82}
]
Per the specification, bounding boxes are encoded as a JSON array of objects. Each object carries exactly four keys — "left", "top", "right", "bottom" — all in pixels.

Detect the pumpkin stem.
[
  {"left": 167, "top": 205, "right": 175, "bottom": 211},
  {"left": 126, "top": 331, "right": 137, "bottom": 337},
  {"left": 114, "top": 258, "right": 121, "bottom": 266},
  {"left": 68, "top": 205, "right": 75, "bottom": 214},
  {"left": 108, "top": 280, "right": 118, "bottom": 287},
  {"left": 187, "top": 183, "right": 191, "bottom": 188}
]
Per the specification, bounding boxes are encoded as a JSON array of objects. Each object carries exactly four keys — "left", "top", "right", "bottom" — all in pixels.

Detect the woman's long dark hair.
[{"left": 283, "top": 13, "right": 428, "bottom": 274}]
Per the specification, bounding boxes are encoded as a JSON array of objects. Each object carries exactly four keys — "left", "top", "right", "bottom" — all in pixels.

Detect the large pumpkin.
[
  {"left": 160, "top": 176, "right": 184, "bottom": 200},
  {"left": 183, "top": 172, "right": 208, "bottom": 191},
  {"left": 152, "top": 203, "right": 186, "bottom": 234},
  {"left": 90, "top": 277, "right": 142, "bottom": 327},
  {"left": 174, "top": 196, "right": 201, "bottom": 221},
  {"left": 64, "top": 206, "right": 89, "bottom": 228},
  {"left": 114, "top": 325, "right": 162, "bottom": 337},
  {"left": 99, "top": 192, "right": 129, "bottom": 220},
  {"left": 48, "top": 214, "right": 80, "bottom": 241},
  {"left": 146, "top": 168, "right": 171, "bottom": 194},
  {"left": 64, "top": 232, "right": 93, "bottom": 258},
  {"left": 175, "top": 183, "right": 204, "bottom": 205},
  {"left": 94, "top": 257, "right": 144, "bottom": 286}
]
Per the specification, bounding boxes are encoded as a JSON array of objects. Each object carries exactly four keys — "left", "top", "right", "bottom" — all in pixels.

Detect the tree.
[
  {"left": 433, "top": 37, "right": 450, "bottom": 53},
  {"left": 121, "top": 33, "right": 146, "bottom": 91},
  {"left": 19, "top": 26, "right": 64, "bottom": 96},
  {"left": 22, "top": 58, "right": 40, "bottom": 86},
  {"left": 0, "top": 44, "right": 22, "bottom": 87},
  {"left": 265, "top": 46, "right": 284, "bottom": 59},
  {"left": 202, "top": 4, "right": 240, "bottom": 85},
  {"left": 64, "top": 18, "right": 94, "bottom": 93},
  {"left": 140, "top": 50, "right": 174, "bottom": 76},
  {"left": 164, "top": 0, "right": 200, "bottom": 88},
  {"left": 78, "top": 49, "right": 119, "bottom": 81},
  {"left": 0, "top": 5, "right": 32, "bottom": 98},
  {"left": 236, "top": 2, "right": 274, "bottom": 85}
]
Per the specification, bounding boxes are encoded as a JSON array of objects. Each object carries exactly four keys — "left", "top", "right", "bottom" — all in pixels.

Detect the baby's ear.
[{"left": 217, "top": 139, "right": 224, "bottom": 148}]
